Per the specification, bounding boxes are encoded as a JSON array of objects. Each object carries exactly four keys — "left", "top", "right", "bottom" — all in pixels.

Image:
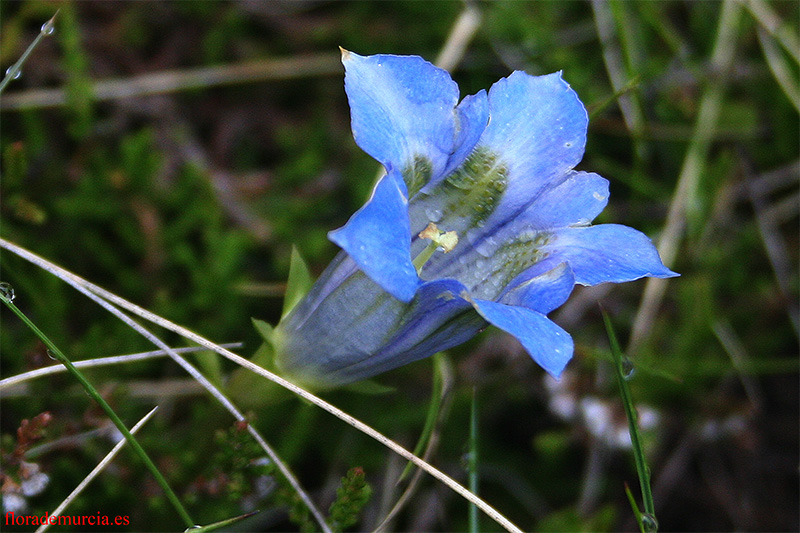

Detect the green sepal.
[
  {"left": 282, "top": 245, "right": 313, "bottom": 319},
  {"left": 227, "top": 320, "right": 290, "bottom": 408},
  {"left": 252, "top": 317, "right": 275, "bottom": 345},
  {"left": 341, "top": 380, "right": 397, "bottom": 395},
  {"left": 192, "top": 348, "right": 223, "bottom": 389}
]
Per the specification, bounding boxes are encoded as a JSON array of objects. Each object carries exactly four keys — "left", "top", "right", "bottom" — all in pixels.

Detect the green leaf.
[
  {"left": 227, "top": 340, "right": 291, "bottom": 408},
  {"left": 282, "top": 246, "right": 313, "bottom": 319},
  {"left": 603, "top": 310, "right": 657, "bottom": 531},
  {"left": 183, "top": 511, "right": 260, "bottom": 532}
]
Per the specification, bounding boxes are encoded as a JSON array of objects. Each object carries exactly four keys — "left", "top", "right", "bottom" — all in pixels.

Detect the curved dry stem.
[
  {"left": 0, "top": 345, "right": 240, "bottom": 392},
  {"left": 0, "top": 237, "right": 524, "bottom": 533}
]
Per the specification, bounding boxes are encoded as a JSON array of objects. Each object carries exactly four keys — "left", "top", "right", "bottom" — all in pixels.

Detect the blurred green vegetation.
[{"left": 1, "top": 1, "right": 797, "bottom": 531}]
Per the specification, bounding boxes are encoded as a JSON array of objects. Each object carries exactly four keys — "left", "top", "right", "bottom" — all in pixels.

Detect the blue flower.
[{"left": 272, "top": 51, "right": 677, "bottom": 389}]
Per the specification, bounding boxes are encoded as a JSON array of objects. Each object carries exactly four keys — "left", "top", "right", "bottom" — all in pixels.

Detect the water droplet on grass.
[
  {"left": 46, "top": 349, "right": 58, "bottom": 361},
  {"left": 0, "top": 282, "right": 15, "bottom": 301},
  {"left": 622, "top": 357, "right": 636, "bottom": 380},
  {"left": 41, "top": 21, "right": 56, "bottom": 35},
  {"left": 5, "top": 67, "right": 21, "bottom": 80},
  {"left": 641, "top": 513, "right": 659, "bottom": 532},
  {"left": 425, "top": 207, "right": 443, "bottom": 222}
]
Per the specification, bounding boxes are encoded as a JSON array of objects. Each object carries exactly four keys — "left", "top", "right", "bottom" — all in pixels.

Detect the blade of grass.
[
  {"left": 602, "top": 310, "right": 657, "bottom": 531},
  {"left": 623, "top": 482, "right": 645, "bottom": 533},
  {"left": 757, "top": 27, "right": 800, "bottom": 113},
  {"left": 398, "top": 352, "right": 451, "bottom": 483},
  {"left": 0, "top": 293, "right": 194, "bottom": 529},
  {"left": 0, "top": 237, "right": 524, "bottom": 533},
  {"left": 37, "top": 407, "right": 159, "bottom": 533},
  {"left": 468, "top": 387, "right": 480, "bottom": 533},
  {"left": 0, "top": 11, "right": 58, "bottom": 95},
  {"left": 744, "top": 0, "right": 800, "bottom": 64},
  {"left": 374, "top": 353, "right": 454, "bottom": 531},
  {"left": 181, "top": 511, "right": 260, "bottom": 533},
  {"left": 629, "top": 0, "right": 742, "bottom": 354},
  {"left": 591, "top": 0, "right": 648, "bottom": 162}
]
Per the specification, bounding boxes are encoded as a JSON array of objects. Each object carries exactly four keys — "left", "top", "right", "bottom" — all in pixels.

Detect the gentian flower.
[{"left": 272, "top": 51, "right": 677, "bottom": 390}]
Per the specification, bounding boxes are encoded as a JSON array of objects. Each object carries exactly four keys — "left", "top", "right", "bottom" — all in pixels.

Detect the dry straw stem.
[
  {"left": 0, "top": 345, "right": 240, "bottom": 393},
  {"left": 0, "top": 237, "right": 524, "bottom": 533},
  {"left": 434, "top": 4, "right": 482, "bottom": 72},
  {"left": 36, "top": 407, "right": 158, "bottom": 533},
  {"left": 0, "top": 53, "right": 341, "bottom": 111},
  {"left": 591, "top": 0, "right": 647, "bottom": 158},
  {"left": 628, "top": 0, "right": 743, "bottom": 354},
  {"left": 741, "top": 0, "right": 800, "bottom": 64},
  {"left": 741, "top": 156, "right": 800, "bottom": 338},
  {"left": 756, "top": 27, "right": 800, "bottom": 113}
]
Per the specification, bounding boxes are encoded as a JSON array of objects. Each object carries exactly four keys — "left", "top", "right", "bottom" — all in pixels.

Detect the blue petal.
[
  {"left": 424, "top": 90, "right": 490, "bottom": 191},
  {"left": 543, "top": 224, "right": 679, "bottom": 286},
  {"left": 501, "top": 262, "right": 576, "bottom": 314},
  {"left": 474, "top": 71, "right": 589, "bottom": 226},
  {"left": 343, "top": 50, "right": 459, "bottom": 182},
  {"left": 336, "top": 278, "right": 484, "bottom": 382},
  {"left": 523, "top": 171, "right": 609, "bottom": 229},
  {"left": 328, "top": 169, "right": 419, "bottom": 302},
  {"left": 473, "top": 299, "right": 574, "bottom": 377},
  {"left": 275, "top": 276, "right": 485, "bottom": 388}
]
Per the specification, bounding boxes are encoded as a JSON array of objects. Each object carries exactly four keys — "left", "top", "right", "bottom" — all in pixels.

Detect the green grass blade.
[
  {"left": 602, "top": 310, "right": 657, "bottom": 531},
  {"left": 468, "top": 387, "right": 479, "bottom": 533},
  {"left": 182, "top": 511, "right": 259, "bottom": 532},
  {"left": 0, "top": 292, "right": 195, "bottom": 529},
  {"left": 399, "top": 352, "right": 448, "bottom": 482},
  {"left": 0, "top": 11, "right": 58, "bottom": 95}
]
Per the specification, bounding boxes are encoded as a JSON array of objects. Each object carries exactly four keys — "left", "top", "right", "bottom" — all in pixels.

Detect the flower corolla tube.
[{"left": 272, "top": 50, "right": 677, "bottom": 390}]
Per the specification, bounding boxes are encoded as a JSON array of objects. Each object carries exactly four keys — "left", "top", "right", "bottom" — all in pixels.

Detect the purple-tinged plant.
[{"left": 271, "top": 51, "right": 676, "bottom": 389}]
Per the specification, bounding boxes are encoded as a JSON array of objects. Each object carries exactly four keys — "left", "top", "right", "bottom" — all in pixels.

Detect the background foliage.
[{"left": 1, "top": 1, "right": 797, "bottom": 531}]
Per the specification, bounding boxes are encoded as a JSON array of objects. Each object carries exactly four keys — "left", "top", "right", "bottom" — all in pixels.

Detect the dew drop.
[
  {"left": 4, "top": 67, "right": 21, "bottom": 80},
  {"left": 425, "top": 207, "right": 443, "bottom": 222},
  {"left": 641, "top": 513, "right": 659, "bottom": 532},
  {"left": 622, "top": 357, "right": 636, "bottom": 380},
  {"left": 183, "top": 526, "right": 203, "bottom": 532},
  {"left": 46, "top": 349, "right": 58, "bottom": 361},
  {"left": 41, "top": 21, "right": 56, "bottom": 35},
  {"left": 0, "top": 282, "right": 15, "bottom": 302}
]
